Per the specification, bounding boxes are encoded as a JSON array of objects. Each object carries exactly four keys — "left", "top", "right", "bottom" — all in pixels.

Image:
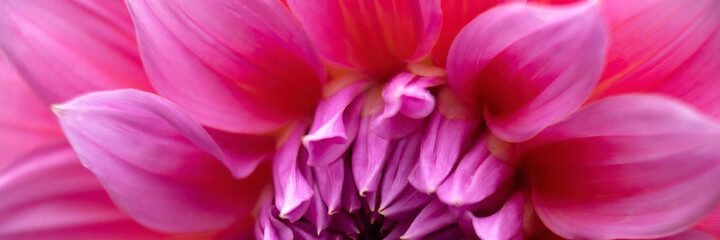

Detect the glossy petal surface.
[
  {"left": 126, "top": 0, "right": 325, "bottom": 133},
  {"left": 287, "top": 0, "right": 441, "bottom": 74},
  {"left": 0, "top": 0, "right": 151, "bottom": 105},
  {"left": 591, "top": 0, "right": 720, "bottom": 119},
  {"left": 0, "top": 143, "right": 164, "bottom": 239},
  {"left": 447, "top": 2, "right": 608, "bottom": 142},
  {"left": 519, "top": 94, "right": 720, "bottom": 239},
  {"left": 54, "top": 89, "right": 268, "bottom": 233}
]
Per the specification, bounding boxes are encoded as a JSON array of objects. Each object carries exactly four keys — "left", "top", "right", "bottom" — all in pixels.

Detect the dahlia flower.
[{"left": 1, "top": 0, "right": 720, "bottom": 239}]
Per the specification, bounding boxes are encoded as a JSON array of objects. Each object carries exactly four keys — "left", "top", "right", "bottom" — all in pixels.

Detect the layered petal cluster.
[{"left": 2, "top": 0, "right": 720, "bottom": 239}]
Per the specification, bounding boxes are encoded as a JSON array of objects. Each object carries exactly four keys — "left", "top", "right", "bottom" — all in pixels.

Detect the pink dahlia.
[{"left": 1, "top": 0, "right": 720, "bottom": 239}]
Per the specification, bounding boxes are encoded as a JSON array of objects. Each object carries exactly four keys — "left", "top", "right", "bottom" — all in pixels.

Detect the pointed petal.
[
  {"left": 54, "top": 89, "right": 268, "bottom": 233},
  {"left": 0, "top": 57, "right": 63, "bottom": 164},
  {"left": 287, "top": 0, "right": 441, "bottom": 74},
  {"left": 408, "top": 111, "right": 480, "bottom": 194},
  {"left": 303, "top": 81, "right": 366, "bottom": 166},
  {"left": 352, "top": 114, "right": 392, "bottom": 195},
  {"left": 0, "top": 142, "right": 164, "bottom": 239},
  {"left": 447, "top": 2, "right": 608, "bottom": 142},
  {"left": 303, "top": 184, "right": 331, "bottom": 236},
  {"left": 401, "top": 199, "right": 461, "bottom": 239},
  {"left": 379, "top": 128, "right": 425, "bottom": 211},
  {"left": 471, "top": 192, "right": 525, "bottom": 240},
  {"left": 431, "top": 0, "right": 521, "bottom": 66},
  {"left": 273, "top": 124, "right": 314, "bottom": 222},
  {"left": 591, "top": 0, "right": 720, "bottom": 120},
  {"left": 342, "top": 161, "right": 363, "bottom": 213},
  {"left": 436, "top": 135, "right": 516, "bottom": 208},
  {"left": 519, "top": 94, "right": 720, "bottom": 239},
  {"left": 312, "top": 158, "right": 344, "bottom": 215},
  {"left": 379, "top": 187, "right": 433, "bottom": 221},
  {"left": 372, "top": 73, "right": 442, "bottom": 139},
  {"left": 126, "top": 0, "right": 325, "bottom": 133},
  {"left": 206, "top": 128, "right": 276, "bottom": 179},
  {"left": 0, "top": 0, "right": 152, "bottom": 105}
]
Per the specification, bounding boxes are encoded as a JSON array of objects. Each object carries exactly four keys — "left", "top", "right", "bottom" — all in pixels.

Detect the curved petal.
[
  {"left": 126, "top": 0, "right": 325, "bottom": 133},
  {"left": 0, "top": 57, "right": 63, "bottom": 164},
  {"left": 372, "top": 73, "right": 442, "bottom": 139},
  {"left": 590, "top": 0, "right": 720, "bottom": 119},
  {"left": 0, "top": 0, "right": 152, "bottom": 105},
  {"left": 695, "top": 205, "right": 720, "bottom": 238},
  {"left": 470, "top": 192, "right": 525, "bottom": 240},
  {"left": 0, "top": 142, "right": 165, "bottom": 240},
  {"left": 446, "top": 2, "right": 608, "bottom": 142},
  {"left": 54, "top": 89, "right": 269, "bottom": 233},
  {"left": 302, "top": 81, "right": 366, "bottom": 166},
  {"left": 273, "top": 123, "right": 314, "bottom": 222},
  {"left": 408, "top": 111, "right": 480, "bottom": 194},
  {"left": 431, "top": 0, "right": 521, "bottom": 66},
  {"left": 436, "top": 134, "right": 515, "bottom": 208},
  {"left": 287, "top": 0, "right": 441, "bottom": 74},
  {"left": 519, "top": 94, "right": 720, "bottom": 239}
]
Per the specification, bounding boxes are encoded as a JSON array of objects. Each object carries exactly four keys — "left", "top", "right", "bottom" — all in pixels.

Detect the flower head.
[{"left": 1, "top": 0, "right": 720, "bottom": 239}]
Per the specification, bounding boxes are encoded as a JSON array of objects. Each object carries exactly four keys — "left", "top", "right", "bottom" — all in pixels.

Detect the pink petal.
[
  {"left": 695, "top": 206, "right": 720, "bottom": 238},
  {"left": 303, "top": 81, "right": 366, "bottom": 166},
  {"left": 471, "top": 192, "right": 525, "bottom": 240},
  {"left": 352, "top": 113, "right": 392, "bottom": 195},
  {"left": 0, "top": 142, "right": 164, "bottom": 239},
  {"left": 206, "top": 128, "right": 276, "bottom": 179},
  {"left": 519, "top": 94, "right": 720, "bottom": 239},
  {"left": 590, "top": 0, "right": 720, "bottom": 119},
  {"left": 0, "top": 0, "right": 152, "bottom": 105},
  {"left": 287, "top": 0, "right": 441, "bottom": 74},
  {"left": 436, "top": 134, "right": 515, "bottom": 208},
  {"left": 401, "top": 199, "right": 461, "bottom": 239},
  {"left": 446, "top": 2, "right": 608, "bottom": 142},
  {"left": 408, "top": 111, "right": 480, "bottom": 194},
  {"left": 431, "top": 0, "right": 521, "bottom": 66},
  {"left": 303, "top": 184, "right": 331, "bottom": 236},
  {"left": 378, "top": 128, "right": 426, "bottom": 213},
  {"left": 654, "top": 230, "right": 716, "bottom": 240},
  {"left": 126, "top": 0, "right": 325, "bottom": 133},
  {"left": 0, "top": 57, "right": 63, "bottom": 164},
  {"left": 312, "top": 158, "right": 344, "bottom": 215},
  {"left": 273, "top": 123, "right": 314, "bottom": 222},
  {"left": 54, "top": 89, "right": 269, "bottom": 233},
  {"left": 372, "top": 73, "right": 442, "bottom": 139}
]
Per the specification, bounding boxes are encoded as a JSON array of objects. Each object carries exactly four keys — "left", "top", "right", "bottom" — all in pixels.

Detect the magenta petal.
[
  {"left": 655, "top": 230, "right": 716, "bottom": 240},
  {"left": 273, "top": 124, "right": 314, "bottom": 222},
  {"left": 342, "top": 162, "right": 363, "bottom": 213},
  {"left": 372, "top": 73, "right": 442, "bottom": 139},
  {"left": 206, "top": 128, "right": 276, "bottom": 179},
  {"left": 408, "top": 111, "right": 480, "bottom": 194},
  {"left": 379, "top": 187, "right": 433, "bottom": 221},
  {"left": 431, "top": 0, "right": 520, "bottom": 66},
  {"left": 352, "top": 114, "right": 392, "bottom": 195},
  {"left": 0, "top": 57, "right": 63, "bottom": 164},
  {"left": 303, "top": 184, "right": 331, "bottom": 236},
  {"left": 695, "top": 206, "right": 720, "bottom": 238},
  {"left": 519, "top": 94, "right": 720, "bottom": 239},
  {"left": 287, "top": 0, "right": 441, "bottom": 73},
  {"left": 401, "top": 199, "right": 461, "bottom": 239},
  {"left": 312, "top": 158, "right": 344, "bottom": 215},
  {"left": 54, "top": 89, "right": 268, "bottom": 233},
  {"left": 378, "top": 129, "right": 425, "bottom": 212},
  {"left": 436, "top": 135, "right": 515, "bottom": 207},
  {"left": 0, "top": 142, "right": 163, "bottom": 239},
  {"left": 303, "top": 81, "right": 366, "bottom": 166},
  {"left": 471, "top": 192, "right": 525, "bottom": 240},
  {"left": 591, "top": 0, "right": 720, "bottom": 119},
  {"left": 447, "top": 2, "right": 608, "bottom": 142},
  {"left": 0, "top": 0, "right": 152, "bottom": 105},
  {"left": 126, "top": 0, "right": 325, "bottom": 133}
]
